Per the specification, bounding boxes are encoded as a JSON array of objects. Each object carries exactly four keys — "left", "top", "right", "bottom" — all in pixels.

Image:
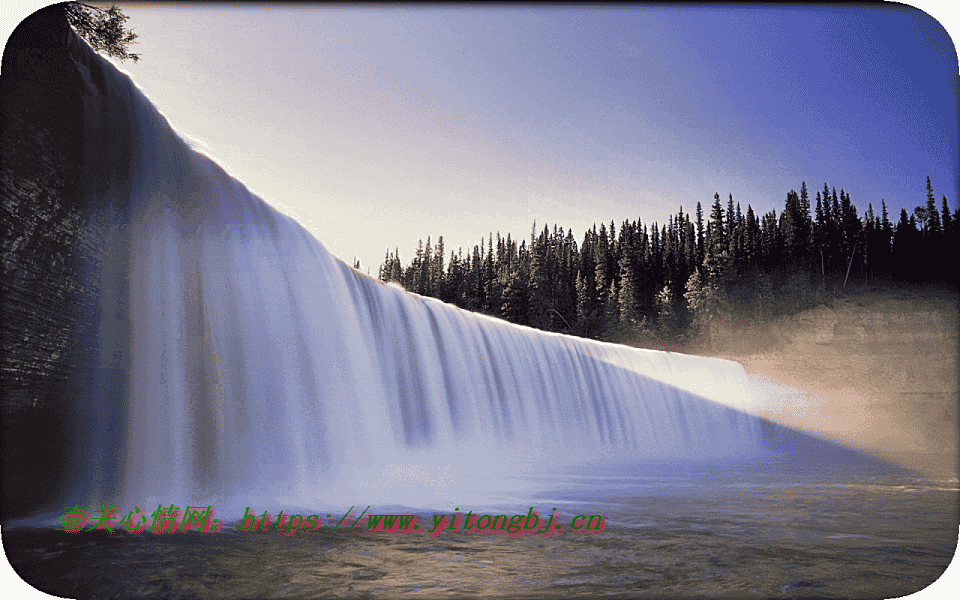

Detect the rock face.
[
  {"left": 1, "top": 5, "right": 95, "bottom": 520},
  {"left": 712, "top": 288, "right": 959, "bottom": 478},
  {"left": 2, "top": 6, "right": 80, "bottom": 412}
]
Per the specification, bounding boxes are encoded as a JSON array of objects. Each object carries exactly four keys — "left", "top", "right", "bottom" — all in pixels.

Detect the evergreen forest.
[{"left": 376, "top": 179, "right": 959, "bottom": 345}]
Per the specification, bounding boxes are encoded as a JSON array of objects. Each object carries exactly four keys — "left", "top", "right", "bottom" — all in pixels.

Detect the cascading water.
[
  {"left": 8, "top": 13, "right": 957, "bottom": 600},
  {"left": 52, "top": 24, "right": 766, "bottom": 520}
]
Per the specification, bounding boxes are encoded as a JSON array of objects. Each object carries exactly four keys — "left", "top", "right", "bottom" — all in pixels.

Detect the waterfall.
[{"left": 47, "top": 25, "right": 764, "bottom": 518}]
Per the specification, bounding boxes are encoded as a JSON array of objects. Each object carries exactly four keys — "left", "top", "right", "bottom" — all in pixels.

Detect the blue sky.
[{"left": 4, "top": 2, "right": 959, "bottom": 273}]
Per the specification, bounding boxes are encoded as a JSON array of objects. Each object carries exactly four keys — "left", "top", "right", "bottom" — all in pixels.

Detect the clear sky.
[{"left": 5, "top": 2, "right": 959, "bottom": 274}]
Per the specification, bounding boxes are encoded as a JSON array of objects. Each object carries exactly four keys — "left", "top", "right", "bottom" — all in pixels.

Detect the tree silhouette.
[{"left": 65, "top": 2, "right": 140, "bottom": 62}]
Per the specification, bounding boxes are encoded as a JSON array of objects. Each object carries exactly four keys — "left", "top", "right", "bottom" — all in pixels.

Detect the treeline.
[{"left": 377, "top": 178, "right": 959, "bottom": 343}]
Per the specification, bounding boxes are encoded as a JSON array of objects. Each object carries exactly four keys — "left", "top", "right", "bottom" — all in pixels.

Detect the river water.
[{"left": 5, "top": 450, "right": 957, "bottom": 599}]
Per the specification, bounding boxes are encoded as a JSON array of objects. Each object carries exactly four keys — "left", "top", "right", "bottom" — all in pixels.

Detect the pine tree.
[
  {"left": 733, "top": 202, "right": 745, "bottom": 261},
  {"left": 941, "top": 195, "right": 953, "bottom": 237},
  {"left": 483, "top": 233, "right": 498, "bottom": 312},
  {"left": 664, "top": 216, "right": 677, "bottom": 289},
  {"left": 618, "top": 226, "right": 639, "bottom": 325},
  {"left": 830, "top": 188, "right": 842, "bottom": 270},
  {"left": 577, "top": 227, "right": 597, "bottom": 325},
  {"left": 649, "top": 223, "right": 663, "bottom": 291},
  {"left": 683, "top": 269, "right": 719, "bottom": 342},
  {"left": 408, "top": 239, "right": 425, "bottom": 294},
  {"left": 656, "top": 284, "right": 676, "bottom": 335},
  {"left": 864, "top": 204, "right": 876, "bottom": 281},
  {"left": 760, "top": 210, "right": 780, "bottom": 270},
  {"left": 636, "top": 222, "right": 656, "bottom": 319},
  {"left": 839, "top": 190, "right": 859, "bottom": 267},
  {"left": 892, "top": 209, "right": 919, "bottom": 281},
  {"left": 433, "top": 236, "right": 445, "bottom": 299},
  {"left": 575, "top": 270, "right": 592, "bottom": 336},
  {"left": 744, "top": 205, "right": 760, "bottom": 265},
  {"left": 379, "top": 249, "right": 391, "bottom": 282},
  {"left": 877, "top": 199, "right": 893, "bottom": 279},
  {"left": 682, "top": 212, "right": 696, "bottom": 286},
  {"left": 799, "top": 181, "right": 811, "bottom": 231},
  {"left": 700, "top": 193, "right": 731, "bottom": 308},
  {"left": 594, "top": 223, "right": 611, "bottom": 308},
  {"left": 812, "top": 192, "right": 826, "bottom": 282},
  {"left": 605, "top": 279, "right": 620, "bottom": 332},
  {"left": 558, "top": 228, "right": 579, "bottom": 329},
  {"left": 500, "top": 265, "right": 529, "bottom": 325},
  {"left": 780, "top": 189, "right": 803, "bottom": 266},
  {"left": 444, "top": 249, "right": 463, "bottom": 304},
  {"left": 707, "top": 193, "right": 725, "bottom": 259},
  {"left": 463, "top": 245, "right": 481, "bottom": 309},
  {"left": 527, "top": 228, "right": 551, "bottom": 330},
  {"left": 390, "top": 248, "right": 403, "bottom": 283},
  {"left": 695, "top": 201, "right": 705, "bottom": 270},
  {"left": 925, "top": 176, "right": 942, "bottom": 235},
  {"left": 422, "top": 236, "right": 433, "bottom": 296},
  {"left": 726, "top": 194, "right": 736, "bottom": 250}
]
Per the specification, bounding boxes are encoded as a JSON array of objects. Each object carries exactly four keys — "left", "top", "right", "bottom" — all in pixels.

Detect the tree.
[
  {"left": 744, "top": 205, "right": 760, "bottom": 265},
  {"left": 780, "top": 189, "right": 804, "bottom": 265},
  {"left": 482, "top": 233, "right": 497, "bottom": 311},
  {"left": 695, "top": 201, "right": 705, "bottom": 269},
  {"left": 941, "top": 195, "right": 953, "bottom": 237},
  {"left": 725, "top": 194, "right": 736, "bottom": 251},
  {"left": 925, "top": 176, "right": 942, "bottom": 235},
  {"left": 656, "top": 284, "right": 677, "bottom": 335},
  {"left": 618, "top": 226, "right": 640, "bottom": 326},
  {"left": 683, "top": 269, "right": 719, "bottom": 341},
  {"left": 707, "top": 193, "right": 725, "bottom": 259},
  {"left": 66, "top": 3, "right": 140, "bottom": 62},
  {"left": 681, "top": 211, "right": 696, "bottom": 285},
  {"left": 446, "top": 249, "right": 465, "bottom": 305},
  {"left": 892, "top": 208, "right": 920, "bottom": 281},
  {"left": 760, "top": 209, "right": 781, "bottom": 270},
  {"left": 575, "top": 270, "right": 593, "bottom": 336},
  {"left": 527, "top": 229, "right": 551, "bottom": 330},
  {"left": 799, "top": 181, "right": 811, "bottom": 241},
  {"left": 499, "top": 266, "right": 529, "bottom": 325},
  {"left": 432, "top": 236, "right": 445, "bottom": 298}
]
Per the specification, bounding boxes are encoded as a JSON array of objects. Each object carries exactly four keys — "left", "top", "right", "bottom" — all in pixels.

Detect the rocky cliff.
[{"left": 1, "top": 5, "right": 113, "bottom": 520}]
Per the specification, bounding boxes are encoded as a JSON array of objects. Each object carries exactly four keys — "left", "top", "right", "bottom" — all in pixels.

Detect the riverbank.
[{"left": 638, "top": 283, "right": 959, "bottom": 478}]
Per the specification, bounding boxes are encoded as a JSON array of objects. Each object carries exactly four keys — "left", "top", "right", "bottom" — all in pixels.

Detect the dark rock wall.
[{"left": 1, "top": 3, "right": 123, "bottom": 520}]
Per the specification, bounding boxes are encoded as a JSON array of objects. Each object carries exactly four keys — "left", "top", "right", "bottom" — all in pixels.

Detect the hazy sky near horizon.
[{"left": 5, "top": 2, "right": 959, "bottom": 273}]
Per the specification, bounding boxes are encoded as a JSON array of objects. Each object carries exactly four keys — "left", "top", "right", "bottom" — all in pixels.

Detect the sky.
[{"left": 4, "top": 1, "right": 959, "bottom": 274}]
